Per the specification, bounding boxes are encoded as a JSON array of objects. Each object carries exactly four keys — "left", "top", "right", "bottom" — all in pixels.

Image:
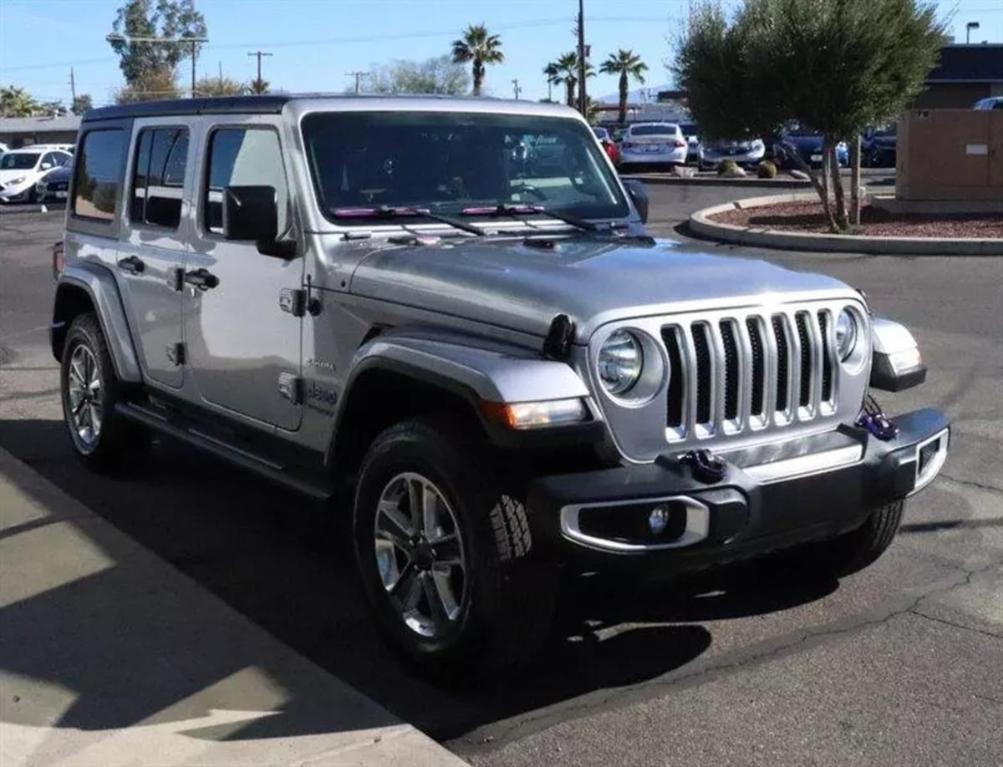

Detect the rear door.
[
  {"left": 115, "top": 122, "right": 193, "bottom": 389},
  {"left": 182, "top": 118, "right": 303, "bottom": 431}
]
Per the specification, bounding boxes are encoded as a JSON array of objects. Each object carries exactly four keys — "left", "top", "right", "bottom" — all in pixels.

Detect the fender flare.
[
  {"left": 326, "top": 332, "right": 598, "bottom": 467},
  {"left": 51, "top": 262, "right": 143, "bottom": 383}
]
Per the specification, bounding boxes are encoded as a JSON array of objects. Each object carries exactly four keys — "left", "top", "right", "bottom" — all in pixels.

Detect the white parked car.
[
  {"left": 699, "top": 138, "right": 766, "bottom": 171},
  {"left": 618, "top": 123, "right": 688, "bottom": 169},
  {"left": 0, "top": 148, "right": 73, "bottom": 203},
  {"left": 973, "top": 96, "right": 1003, "bottom": 110}
]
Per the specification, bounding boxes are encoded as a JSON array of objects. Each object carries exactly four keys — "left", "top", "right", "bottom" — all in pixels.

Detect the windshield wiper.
[
  {"left": 460, "top": 203, "right": 604, "bottom": 233},
  {"left": 331, "top": 205, "right": 485, "bottom": 237}
]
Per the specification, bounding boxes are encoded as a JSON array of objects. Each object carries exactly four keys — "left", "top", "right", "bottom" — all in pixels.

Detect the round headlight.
[
  {"left": 835, "top": 309, "right": 858, "bottom": 361},
  {"left": 598, "top": 329, "right": 643, "bottom": 395}
]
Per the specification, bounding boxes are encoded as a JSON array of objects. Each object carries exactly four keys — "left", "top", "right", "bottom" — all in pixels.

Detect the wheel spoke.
[
  {"left": 388, "top": 560, "right": 416, "bottom": 596},
  {"left": 407, "top": 478, "right": 423, "bottom": 532},
  {"left": 421, "top": 483, "right": 440, "bottom": 538},
  {"left": 69, "top": 359, "right": 86, "bottom": 387},
  {"left": 423, "top": 571, "right": 452, "bottom": 630},
  {"left": 376, "top": 519, "right": 412, "bottom": 557},
  {"left": 378, "top": 499, "right": 414, "bottom": 540},
  {"left": 431, "top": 570, "right": 460, "bottom": 621},
  {"left": 432, "top": 535, "right": 461, "bottom": 565},
  {"left": 89, "top": 403, "right": 102, "bottom": 435},
  {"left": 399, "top": 568, "right": 423, "bottom": 611}
]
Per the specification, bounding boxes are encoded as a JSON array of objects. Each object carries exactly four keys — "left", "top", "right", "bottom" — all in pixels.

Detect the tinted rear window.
[
  {"left": 631, "top": 125, "right": 678, "bottom": 136},
  {"left": 73, "top": 129, "right": 125, "bottom": 222},
  {"left": 130, "top": 127, "right": 188, "bottom": 229}
]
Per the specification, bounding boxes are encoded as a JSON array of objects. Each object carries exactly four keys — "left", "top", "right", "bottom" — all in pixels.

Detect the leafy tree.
[
  {"left": 675, "top": 0, "right": 944, "bottom": 231},
  {"left": 113, "top": 67, "right": 181, "bottom": 103},
  {"left": 369, "top": 56, "right": 470, "bottom": 95},
  {"left": 195, "top": 75, "right": 246, "bottom": 97},
  {"left": 39, "top": 100, "right": 67, "bottom": 116},
  {"left": 248, "top": 78, "right": 270, "bottom": 95},
  {"left": 450, "top": 23, "right": 503, "bottom": 96},
  {"left": 1, "top": 86, "right": 38, "bottom": 117},
  {"left": 599, "top": 49, "right": 648, "bottom": 126},
  {"left": 72, "top": 94, "right": 94, "bottom": 115},
  {"left": 545, "top": 52, "right": 594, "bottom": 108},
  {"left": 109, "top": 0, "right": 207, "bottom": 85}
]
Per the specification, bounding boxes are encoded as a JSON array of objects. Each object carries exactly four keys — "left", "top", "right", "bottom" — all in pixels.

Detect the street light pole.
[
  {"left": 577, "top": 0, "right": 587, "bottom": 116},
  {"left": 965, "top": 21, "right": 980, "bottom": 44},
  {"left": 105, "top": 33, "right": 208, "bottom": 98}
]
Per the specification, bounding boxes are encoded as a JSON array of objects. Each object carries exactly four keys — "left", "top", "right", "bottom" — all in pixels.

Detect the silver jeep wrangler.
[{"left": 52, "top": 95, "right": 949, "bottom": 668}]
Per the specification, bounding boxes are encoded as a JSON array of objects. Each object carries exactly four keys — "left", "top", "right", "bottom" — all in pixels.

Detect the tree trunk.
[
  {"left": 819, "top": 140, "right": 837, "bottom": 232},
  {"left": 472, "top": 60, "right": 483, "bottom": 97},
  {"left": 618, "top": 72, "right": 627, "bottom": 125},
  {"left": 850, "top": 134, "right": 861, "bottom": 226},
  {"left": 829, "top": 143, "right": 848, "bottom": 231},
  {"left": 566, "top": 80, "right": 576, "bottom": 107}
]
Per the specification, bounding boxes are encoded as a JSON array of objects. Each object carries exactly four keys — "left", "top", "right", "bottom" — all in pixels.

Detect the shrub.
[
  {"left": 717, "top": 159, "right": 740, "bottom": 176},
  {"left": 757, "top": 160, "right": 778, "bottom": 178}
]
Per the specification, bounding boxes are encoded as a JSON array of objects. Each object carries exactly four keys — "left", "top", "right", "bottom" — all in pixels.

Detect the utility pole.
[
  {"left": 69, "top": 67, "right": 77, "bottom": 107},
  {"left": 190, "top": 38, "right": 199, "bottom": 97},
  {"left": 346, "top": 71, "right": 369, "bottom": 95},
  {"left": 247, "top": 50, "right": 273, "bottom": 87},
  {"left": 577, "top": 0, "right": 587, "bottom": 116},
  {"left": 511, "top": 79, "right": 521, "bottom": 100}
]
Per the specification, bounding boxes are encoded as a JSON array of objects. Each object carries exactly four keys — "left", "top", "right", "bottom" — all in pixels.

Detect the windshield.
[
  {"left": 630, "top": 124, "right": 677, "bottom": 136},
  {"left": 302, "top": 111, "right": 629, "bottom": 224},
  {"left": 1, "top": 153, "right": 39, "bottom": 170}
]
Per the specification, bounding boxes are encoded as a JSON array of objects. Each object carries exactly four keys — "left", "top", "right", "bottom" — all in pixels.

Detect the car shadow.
[{"left": 0, "top": 418, "right": 837, "bottom": 742}]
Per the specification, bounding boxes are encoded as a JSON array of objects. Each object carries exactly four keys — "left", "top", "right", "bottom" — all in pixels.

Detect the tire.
[
  {"left": 352, "top": 417, "right": 556, "bottom": 672},
  {"left": 789, "top": 500, "right": 905, "bottom": 577},
  {"left": 60, "top": 313, "right": 149, "bottom": 472}
]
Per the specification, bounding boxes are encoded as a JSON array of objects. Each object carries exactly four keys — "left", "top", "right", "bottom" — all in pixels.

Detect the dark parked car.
[
  {"left": 773, "top": 125, "right": 848, "bottom": 169},
  {"left": 35, "top": 163, "right": 73, "bottom": 203},
  {"left": 862, "top": 125, "right": 897, "bottom": 168}
]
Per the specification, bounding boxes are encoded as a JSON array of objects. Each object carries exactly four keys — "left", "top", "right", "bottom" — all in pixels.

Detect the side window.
[
  {"left": 73, "top": 129, "right": 125, "bottom": 222},
  {"left": 130, "top": 127, "right": 188, "bottom": 230},
  {"left": 41, "top": 152, "right": 59, "bottom": 169},
  {"left": 204, "top": 127, "right": 288, "bottom": 236}
]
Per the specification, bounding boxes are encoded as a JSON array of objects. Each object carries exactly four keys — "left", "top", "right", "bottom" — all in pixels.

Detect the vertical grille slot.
[
  {"left": 720, "top": 320, "right": 740, "bottom": 421},
  {"left": 692, "top": 323, "right": 713, "bottom": 425},
  {"left": 662, "top": 327, "right": 685, "bottom": 428},
  {"left": 795, "top": 312, "right": 812, "bottom": 408},
  {"left": 772, "top": 315, "right": 789, "bottom": 413},
  {"left": 818, "top": 311, "right": 833, "bottom": 402},
  {"left": 746, "top": 317, "right": 766, "bottom": 417}
]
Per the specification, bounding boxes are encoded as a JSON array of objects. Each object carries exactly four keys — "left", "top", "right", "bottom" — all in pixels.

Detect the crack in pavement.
[
  {"left": 908, "top": 608, "right": 1003, "bottom": 641},
  {"left": 456, "top": 556, "right": 1003, "bottom": 754},
  {"left": 941, "top": 473, "right": 1003, "bottom": 496}
]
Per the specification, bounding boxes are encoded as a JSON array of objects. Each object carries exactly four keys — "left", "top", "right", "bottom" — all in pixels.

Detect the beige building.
[{"left": 0, "top": 115, "right": 81, "bottom": 149}]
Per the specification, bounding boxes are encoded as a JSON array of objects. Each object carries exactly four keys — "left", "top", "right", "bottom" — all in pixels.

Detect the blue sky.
[{"left": 2, "top": 0, "right": 1001, "bottom": 108}]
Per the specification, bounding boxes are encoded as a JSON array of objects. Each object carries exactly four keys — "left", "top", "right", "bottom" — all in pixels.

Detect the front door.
[
  {"left": 116, "top": 124, "right": 191, "bottom": 389},
  {"left": 183, "top": 121, "right": 303, "bottom": 431}
]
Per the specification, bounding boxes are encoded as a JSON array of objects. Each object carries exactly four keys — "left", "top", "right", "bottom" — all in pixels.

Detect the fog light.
[{"left": 649, "top": 505, "right": 670, "bottom": 535}]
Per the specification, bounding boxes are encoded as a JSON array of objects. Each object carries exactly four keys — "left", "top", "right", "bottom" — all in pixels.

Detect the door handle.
[
  {"left": 117, "top": 255, "right": 145, "bottom": 274},
  {"left": 183, "top": 268, "right": 219, "bottom": 291}
]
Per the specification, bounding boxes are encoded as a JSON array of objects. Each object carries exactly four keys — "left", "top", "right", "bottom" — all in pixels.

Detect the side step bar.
[{"left": 115, "top": 402, "right": 335, "bottom": 500}]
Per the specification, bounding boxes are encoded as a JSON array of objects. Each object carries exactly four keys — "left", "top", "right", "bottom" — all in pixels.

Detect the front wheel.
[
  {"left": 787, "top": 500, "right": 905, "bottom": 577},
  {"left": 352, "top": 418, "right": 555, "bottom": 671}
]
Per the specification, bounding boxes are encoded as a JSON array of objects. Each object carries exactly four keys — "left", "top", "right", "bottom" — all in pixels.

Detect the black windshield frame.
[{"left": 301, "top": 110, "right": 630, "bottom": 227}]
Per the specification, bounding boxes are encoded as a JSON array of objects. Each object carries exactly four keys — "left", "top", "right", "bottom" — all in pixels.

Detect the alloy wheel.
[
  {"left": 67, "top": 344, "right": 102, "bottom": 448},
  {"left": 373, "top": 472, "right": 467, "bottom": 639}
]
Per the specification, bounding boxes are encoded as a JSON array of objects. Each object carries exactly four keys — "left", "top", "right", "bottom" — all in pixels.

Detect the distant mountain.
[{"left": 597, "top": 85, "right": 673, "bottom": 105}]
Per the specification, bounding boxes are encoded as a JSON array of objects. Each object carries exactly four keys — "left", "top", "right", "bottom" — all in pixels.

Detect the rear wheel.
[
  {"left": 60, "top": 313, "right": 149, "bottom": 471},
  {"left": 352, "top": 418, "right": 555, "bottom": 672}
]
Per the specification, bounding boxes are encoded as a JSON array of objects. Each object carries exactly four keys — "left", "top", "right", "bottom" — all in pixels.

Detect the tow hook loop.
[
  {"left": 681, "top": 449, "right": 727, "bottom": 483},
  {"left": 543, "top": 314, "right": 575, "bottom": 359},
  {"left": 856, "top": 394, "right": 899, "bottom": 441}
]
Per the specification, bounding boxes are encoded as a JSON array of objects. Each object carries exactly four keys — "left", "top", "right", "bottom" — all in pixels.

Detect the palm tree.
[
  {"left": 545, "top": 52, "right": 594, "bottom": 108},
  {"left": 0, "top": 86, "right": 38, "bottom": 117},
  {"left": 599, "top": 49, "right": 648, "bottom": 126},
  {"left": 451, "top": 24, "right": 503, "bottom": 97}
]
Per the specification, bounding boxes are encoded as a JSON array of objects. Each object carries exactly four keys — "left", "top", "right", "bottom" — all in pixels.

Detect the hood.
[
  {"left": 348, "top": 236, "right": 855, "bottom": 342},
  {"left": 0, "top": 167, "right": 38, "bottom": 184},
  {"left": 39, "top": 166, "right": 72, "bottom": 182}
]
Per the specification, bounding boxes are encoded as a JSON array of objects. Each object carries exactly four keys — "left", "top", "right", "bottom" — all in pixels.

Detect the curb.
[
  {"left": 689, "top": 192, "right": 1003, "bottom": 256},
  {"left": 0, "top": 447, "right": 468, "bottom": 767},
  {"left": 622, "top": 174, "right": 811, "bottom": 189}
]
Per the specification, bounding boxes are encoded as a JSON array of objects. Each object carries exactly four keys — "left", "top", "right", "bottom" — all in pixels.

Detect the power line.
[{"left": 247, "top": 49, "right": 273, "bottom": 86}]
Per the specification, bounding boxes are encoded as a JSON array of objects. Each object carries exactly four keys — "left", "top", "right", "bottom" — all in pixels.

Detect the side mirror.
[
  {"left": 622, "top": 178, "right": 649, "bottom": 224},
  {"left": 222, "top": 185, "right": 295, "bottom": 258},
  {"left": 40, "top": 163, "right": 52, "bottom": 171}
]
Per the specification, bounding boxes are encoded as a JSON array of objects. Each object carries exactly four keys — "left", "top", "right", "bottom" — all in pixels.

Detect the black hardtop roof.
[{"left": 81, "top": 93, "right": 518, "bottom": 122}]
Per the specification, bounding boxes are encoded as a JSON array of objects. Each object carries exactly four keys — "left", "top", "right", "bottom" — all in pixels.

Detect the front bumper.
[
  {"left": 528, "top": 408, "right": 949, "bottom": 571},
  {"left": 700, "top": 151, "right": 765, "bottom": 168},
  {"left": 0, "top": 184, "right": 33, "bottom": 202}
]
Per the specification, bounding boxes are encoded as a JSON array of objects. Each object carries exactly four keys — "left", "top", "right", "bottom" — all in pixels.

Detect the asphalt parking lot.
[{"left": 1, "top": 188, "right": 1001, "bottom": 766}]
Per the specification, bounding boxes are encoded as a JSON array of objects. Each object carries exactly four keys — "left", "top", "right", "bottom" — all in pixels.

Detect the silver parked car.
[
  {"left": 52, "top": 95, "right": 949, "bottom": 670},
  {"left": 699, "top": 138, "right": 766, "bottom": 170}
]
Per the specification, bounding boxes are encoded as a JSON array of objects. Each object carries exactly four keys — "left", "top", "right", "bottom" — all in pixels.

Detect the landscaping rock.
[
  {"left": 720, "top": 164, "right": 747, "bottom": 178},
  {"left": 789, "top": 170, "right": 811, "bottom": 180}
]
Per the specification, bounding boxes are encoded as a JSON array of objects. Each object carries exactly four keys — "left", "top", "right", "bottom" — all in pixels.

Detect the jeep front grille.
[{"left": 661, "top": 307, "right": 842, "bottom": 443}]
